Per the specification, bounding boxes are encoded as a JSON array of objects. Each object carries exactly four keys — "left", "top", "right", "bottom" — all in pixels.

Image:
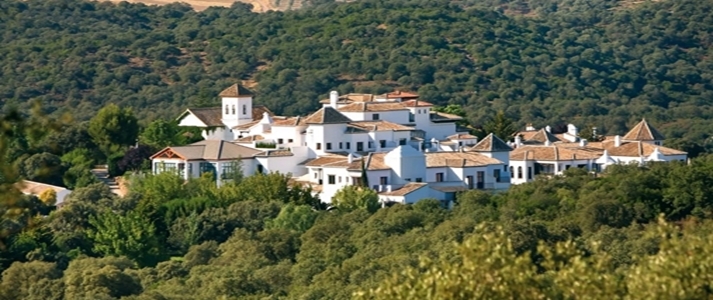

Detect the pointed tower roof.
[
  {"left": 303, "top": 107, "right": 352, "bottom": 124},
  {"left": 470, "top": 133, "right": 513, "bottom": 152},
  {"left": 219, "top": 84, "right": 253, "bottom": 97},
  {"left": 623, "top": 119, "right": 665, "bottom": 141}
]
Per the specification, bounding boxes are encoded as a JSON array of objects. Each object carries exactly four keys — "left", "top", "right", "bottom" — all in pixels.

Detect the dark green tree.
[
  {"left": 88, "top": 104, "right": 139, "bottom": 157},
  {"left": 483, "top": 110, "right": 517, "bottom": 141}
]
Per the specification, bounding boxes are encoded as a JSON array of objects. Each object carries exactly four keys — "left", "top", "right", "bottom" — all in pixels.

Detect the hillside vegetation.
[{"left": 2, "top": 0, "right": 713, "bottom": 147}]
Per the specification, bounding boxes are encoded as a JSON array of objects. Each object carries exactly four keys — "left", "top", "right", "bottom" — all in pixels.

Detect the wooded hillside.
[{"left": 2, "top": 0, "right": 713, "bottom": 147}]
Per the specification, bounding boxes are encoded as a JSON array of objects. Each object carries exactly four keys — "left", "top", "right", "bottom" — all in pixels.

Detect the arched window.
[
  {"left": 509, "top": 166, "right": 513, "bottom": 175},
  {"left": 225, "top": 105, "right": 229, "bottom": 114},
  {"left": 242, "top": 105, "right": 247, "bottom": 115},
  {"left": 231, "top": 105, "right": 236, "bottom": 115},
  {"left": 517, "top": 166, "right": 523, "bottom": 179}
]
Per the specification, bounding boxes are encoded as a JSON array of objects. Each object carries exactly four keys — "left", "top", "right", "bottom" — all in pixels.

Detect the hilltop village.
[{"left": 150, "top": 84, "right": 688, "bottom": 206}]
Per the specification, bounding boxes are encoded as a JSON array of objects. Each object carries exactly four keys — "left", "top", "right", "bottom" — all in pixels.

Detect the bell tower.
[{"left": 220, "top": 84, "right": 253, "bottom": 128}]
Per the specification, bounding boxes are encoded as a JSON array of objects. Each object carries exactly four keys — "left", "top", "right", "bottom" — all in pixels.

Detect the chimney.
[
  {"left": 329, "top": 91, "right": 339, "bottom": 107},
  {"left": 526, "top": 123, "right": 535, "bottom": 131},
  {"left": 386, "top": 185, "right": 392, "bottom": 192},
  {"left": 592, "top": 127, "right": 597, "bottom": 137},
  {"left": 615, "top": 135, "right": 621, "bottom": 147},
  {"left": 514, "top": 135, "right": 522, "bottom": 147},
  {"left": 545, "top": 140, "right": 552, "bottom": 146},
  {"left": 347, "top": 153, "right": 354, "bottom": 164},
  {"left": 579, "top": 139, "right": 587, "bottom": 147},
  {"left": 545, "top": 125, "right": 551, "bottom": 133}
]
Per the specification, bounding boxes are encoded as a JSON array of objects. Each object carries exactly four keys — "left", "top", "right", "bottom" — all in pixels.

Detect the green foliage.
[
  {"left": 19, "top": 152, "right": 65, "bottom": 186},
  {"left": 139, "top": 119, "right": 189, "bottom": 150},
  {"left": 266, "top": 204, "right": 319, "bottom": 233},
  {"left": 332, "top": 185, "right": 380, "bottom": 212},
  {"left": 0, "top": 261, "right": 62, "bottom": 300},
  {"left": 88, "top": 104, "right": 139, "bottom": 157},
  {"left": 88, "top": 211, "right": 167, "bottom": 267},
  {"left": 483, "top": 110, "right": 517, "bottom": 141}
]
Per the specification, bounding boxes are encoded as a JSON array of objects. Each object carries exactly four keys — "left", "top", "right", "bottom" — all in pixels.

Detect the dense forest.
[{"left": 2, "top": 0, "right": 713, "bottom": 146}]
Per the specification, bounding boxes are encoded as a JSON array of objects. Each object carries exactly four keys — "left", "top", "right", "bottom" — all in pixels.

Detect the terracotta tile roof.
[
  {"left": 338, "top": 102, "right": 409, "bottom": 112},
  {"left": 180, "top": 105, "right": 274, "bottom": 127},
  {"left": 235, "top": 135, "right": 265, "bottom": 143},
  {"left": 469, "top": 133, "right": 512, "bottom": 152},
  {"left": 232, "top": 120, "right": 260, "bottom": 130},
  {"left": 152, "top": 140, "right": 262, "bottom": 160},
  {"left": 429, "top": 111, "right": 463, "bottom": 122},
  {"left": 17, "top": 180, "right": 70, "bottom": 196},
  {"left": 516, "top": 128, "right": 561, "bottom": 144},
  {"left": 401, "top": 99, "right": 434, "bottom": 107},
  {"left": 382, "top": 90, "right": 419, "bottom": 99},
  {"left": 181, "top": 107, "right": 223, "bottom": 127},
  {"left": 448, "top": 133, "right": 478, "bottom": 140},
  {"left": 254, "top": 149, "right": 294, "bottom": 157},
  {"left": 430, "top": 185, "right": 468, "bottom": 192},
  {"left": 218, "top": 84, "right": 253, "bottom": 97},
  {"left": 304, "top": 155, "right": 350, "bottom": 167},
  {"left": 623, "top": 119, "right": 666, "bottom": 141},
  {"left": 272, "top": 116, "right": 306, "bottom": 126},
  {"left": 319, "top": 93, "right": 376, "bottom": 104},
  {"left": 379, "top": 182, "right": 428, "bottom": 196},
  {"left": 425, "top": 152, "right": 502, "bottom": 168},
  {"left": 601, "top": 140, "right": 686, "bottom": 157},
  {"left": 252, "top": 105, "right": 275, "bottom": 121},
  {"left": 347, "top": 120, "right": 414, "bottom": 132},
  {"left": 510, "top": 145, "right": 602, "bottom": 161},
  {"left": 303, "top": 107, "right": 352, "bottom": 124}
]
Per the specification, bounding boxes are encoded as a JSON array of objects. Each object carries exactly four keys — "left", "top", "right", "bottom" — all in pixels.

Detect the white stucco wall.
[{"left": 341, "top": 110, "right": 410, "bottom": 124}]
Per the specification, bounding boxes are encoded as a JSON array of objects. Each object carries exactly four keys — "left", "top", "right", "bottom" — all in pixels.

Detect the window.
[
  {"left": 316, "top": 143, "right": 322, "bottom": 150},
  {"left": 528, "top": 167, "right": 533, "bottom": 179},
  {"left": 415, "top": 178, "right": 423, "bottom": 182},
  {"left": 409, "top": 112, "right": 415, "bottom": 122},
  {"left": 339, "top": 142, "right": 343, "bottom": 149},
  {"left": 518, "top": 167, "right": 523, "bottom": 179},
  {"left": 379, "top": 140, "right": 386, "bottom": 148},
  {"left": 257, "top": 164, "right": 264, "bottom": 174},
  {"left": 565, "top": 165, "right": 571, "bottom": 170},
  {"left": 467, "top": 175, "right": 474, "bottom": 189},
  {"left": 494, "top": 169, "right": 501, "bottom": 182},
  {"left": 314, "top": 172, "right": 318, "bottom": 178},
  {"left": 399, "top": 138, "right": 407, "bottom": 145},
  {"left": 458, "top": 142, "right": 463, "bottom": 146},
  {"left": 510, "top": 166, "right": 513, "bottom": 174},
  {"left": 328, "top": 175, "right": 336, "bottom": 184},
  {"left": 338, "top": 176, "right": 342, "bottom": 183},
  {"left": 326, "top": 143, "right": 332, "bottom": 150},
  {"left": 405, "top": 178, "right": 411, "bottom": 182},
  {"left": 242, "top": 105, "right": 247, "bottom": 115},
  {"left": 221, "top": 162, "right": 238, "bottom": 179},
  {"left": 356, "top": 142, "right": 363, "bottom": 151},
  {"left": 187, "top": 163, "right": 192, "bottom": 178},
  {"left": 288, "top": 139, "right": 293, "bottom": 143},
  {"left": 277, "top": 138, "right": 284, "bottom": 144},
  {"left": 380, "top": 177, "right": 388, "bottom": 185},
  {"left": 346, "top": 142, "right": 351, "bottom": 149},
  {"left": 504, "top": 165, "right": 508, "bottom": 172},
  {"left": 225, "top": 105, "right": 229, "bottom": 114},
  {"left": 372, "top": 113, "right": 380, "bottom": 120},
  {"left": 232, "top": 105, "right": 236, "bottom": 115},
  {"left": 368, "top": 141, "right": 373, "bottom": 148},
  {"left": 436, "top": 173, "right": 444, "bottom": 182}
]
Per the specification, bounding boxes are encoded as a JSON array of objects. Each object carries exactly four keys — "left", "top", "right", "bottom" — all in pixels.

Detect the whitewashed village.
[{"left": 147, "top": 84, "right": 688, "bottom": 207}]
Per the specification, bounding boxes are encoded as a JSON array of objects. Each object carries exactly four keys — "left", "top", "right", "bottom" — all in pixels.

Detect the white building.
[
  {"left": 152, "top": 84, "right": 510, "bottom": 206},
  {"left": 17, "top": 180, "right": 72, "bottom": 207},
  {"left": 509, "top": 119, "right": 687, "bottom": 184}
]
